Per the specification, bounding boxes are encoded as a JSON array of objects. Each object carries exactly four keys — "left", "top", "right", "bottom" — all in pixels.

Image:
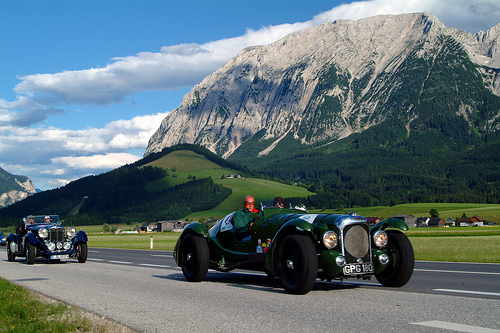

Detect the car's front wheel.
[
  {"left": 179, "top": 233, "right": 209, "bottom": 282},
  {"left": 275, "top": 234, "right": 318, "bottom": 294},
  {"left": 25, "top": 242, "right": 36, "bottom": 265},
  {"left": 7, "top": 241, "right": 16, "bottom": 262},
  {"left": 375, "top": 230, "right": 414, "bottom": 287},
  {"left": 76, "top": 243, "right": 88, "bottom": 263}
]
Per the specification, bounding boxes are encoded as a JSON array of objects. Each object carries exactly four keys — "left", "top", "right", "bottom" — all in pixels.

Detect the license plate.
[
  {"left": 51, "top": 254, "right": 69, "bottom": 259},
  {"left": 343, "top": 263, "right": 374, "bottom": 275}
]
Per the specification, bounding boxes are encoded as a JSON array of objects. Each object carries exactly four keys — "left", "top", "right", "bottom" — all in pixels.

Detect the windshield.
[{"left": 26, "top": 215, "right": 61, "bottom": 225}]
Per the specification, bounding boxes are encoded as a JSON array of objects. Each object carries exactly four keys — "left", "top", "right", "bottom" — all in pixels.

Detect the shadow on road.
[{"left": 153, "top": 271, "right": 361, "bottom": 294}]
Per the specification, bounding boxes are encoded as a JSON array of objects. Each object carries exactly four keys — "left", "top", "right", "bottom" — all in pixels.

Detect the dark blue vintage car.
[{"left": 6, "top": 215, "right": 88, "bottom": 265}]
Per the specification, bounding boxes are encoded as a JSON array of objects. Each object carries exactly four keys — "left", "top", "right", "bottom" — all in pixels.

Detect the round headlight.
[
  {"left": 373, "top": 230, "right": 388, "bottom": 248},
  {"left": 47, "top": 242, "right": 56, "bottom": 251},
  {"left": 63, "top": 242, "right": 71, "bottom": 250},
  {"left": 379, "top": 253, "right": 389, "bottom": 265},
  {"left": 66, "top": 227, "right": 76, "bottom": 238},
  {"left": 38, "top": 228, "right": 48, "bottom": 238},
  {"left": 57, "top": 242, "right": 63, "bottom": 250},
  {"left": 322, "top": 231, "right": 338, "bottom": 249},
  {"left": 336, "top": 256, "right": 346, "bottom": 267}
]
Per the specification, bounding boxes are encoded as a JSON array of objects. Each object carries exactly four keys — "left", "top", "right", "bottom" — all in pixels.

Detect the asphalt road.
[{"left": 1, "top": 247, "right": 499, "bottom": 333}]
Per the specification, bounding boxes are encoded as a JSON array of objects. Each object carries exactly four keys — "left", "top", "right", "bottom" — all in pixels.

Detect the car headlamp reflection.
[
  {"left": 66, "top": 227, "right": 76, "bottom": 238},
  {"left": 373, "top": 230, "right": 388, "bottom": 248},
  {"left": 38, "top": 228, "right": 49, "bottom": 238}
]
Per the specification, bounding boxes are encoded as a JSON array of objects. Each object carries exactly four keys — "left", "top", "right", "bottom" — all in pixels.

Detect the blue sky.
[{"left": 1, "top": 0, "right": 499, "bottom": 190}]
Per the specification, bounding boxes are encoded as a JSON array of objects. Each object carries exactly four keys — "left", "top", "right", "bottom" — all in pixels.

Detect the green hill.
[{"left": 0, "top": 144, "right": 312, "bottom": 227}]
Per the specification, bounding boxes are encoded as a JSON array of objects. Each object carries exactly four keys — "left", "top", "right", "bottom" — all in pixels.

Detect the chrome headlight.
[
  {"left": 63, "top": 242, "right": 71, "bottom": 250},
  {"left": 38, "top": 228, "right": 49, "bottom": 238},
  {"left": 56, "top": 242, "right": 63, "bottom": 250},
  {"left": 373, "top": 230, "right": 388, "bottom": 248},
  {"left": 322, "top": 231, "right": 338, "bottom": 249},
  {"left": 66, "top": 227, "right": 76, "bottom": 238},
  {"left": 47, "top": 242, "right": 56, "bottom": 251}
]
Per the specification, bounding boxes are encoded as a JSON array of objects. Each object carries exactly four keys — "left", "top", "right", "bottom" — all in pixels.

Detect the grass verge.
[{"left": 0, "top": 278, "right": 133, "bottom": 333}]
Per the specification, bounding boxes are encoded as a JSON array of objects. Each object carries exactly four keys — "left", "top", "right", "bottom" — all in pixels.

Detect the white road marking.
[
  {"left": 434, "top": 289, "right": 500, "bottom": 297},
  {"left": 139, "top": 263, "right": 170, "bottom": 268},
  {"left": 87, "top": 258, "right": 105, "bottom": 261},
  {"left": 415, "top": 268, "right": 500, "bottom": 276},
  {"left": 150, "top": 254, "right": 170, "bottom": 257},
  {"left": 412, "top": 320, "right": 500, "bottom": 332},
  {"left": 108, "top": 260, "right": 132, "bottom": 264}
]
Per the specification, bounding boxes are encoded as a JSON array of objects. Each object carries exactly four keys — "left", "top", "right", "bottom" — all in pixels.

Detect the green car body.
[{"left": 174, "top": 206, "right": 414, "bottom": 294}]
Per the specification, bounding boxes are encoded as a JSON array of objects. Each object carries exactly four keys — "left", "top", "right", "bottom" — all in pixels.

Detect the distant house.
[
  {"left": 470, "top": 215, "right": 485, "bottom": 226},
  {"left": 156, "top": 221, "right": 189, "bottom": 232},
  {"left": 459, "top": 217, "right": 471, "bottom": 226},
  {"left": 140, "top": 222, "right": 157, "bottom": 232},
  {"left": 366, "top": 217, "right": 381, "bottom": 227},
  {"left": 460, "top": 215, "right": 485, "bottom": 227},
  {"left": 444, "top": 216, "right": 456, "bottom": 227},
  {"left": 428, "top": 218, "right": 445, "bottom": 227},
  {"left": 393, "top": 215, "right": 416, "bottom": 228},
  {"left": 415, "top": 217, "right": 429, "bottom": 228}
]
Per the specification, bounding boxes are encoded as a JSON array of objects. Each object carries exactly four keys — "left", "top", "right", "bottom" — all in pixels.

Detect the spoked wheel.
[
  {"left": 179, "top": 233, "right": 209, "bottom": 282},
  {"left": 375, "top": 230, "right": 414, "bottom": 287},
  {"left": 25, "top": 242, "right": 36, "bottom": 265},
  {"left": 275, "top": 234, "right": 318, "bottom": 294},
  {"left": 76, "top": 243, "right": 88, "bottom": 263},
  {"left": 7, "top": 241, "right": 16, "bottom": 262}
]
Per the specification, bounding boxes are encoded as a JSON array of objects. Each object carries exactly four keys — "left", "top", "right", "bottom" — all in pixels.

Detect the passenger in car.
[
  {"left": 273, "top": 196, "right": 285, "bottom": 208},
  {"left": 232, "top": 195, "right": 260, "bottom": 241}
]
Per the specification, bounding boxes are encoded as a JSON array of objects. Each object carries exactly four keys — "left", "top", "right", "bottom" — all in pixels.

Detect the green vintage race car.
[{"left": 173, "top": 205, "right": 414, "bottom": 294}]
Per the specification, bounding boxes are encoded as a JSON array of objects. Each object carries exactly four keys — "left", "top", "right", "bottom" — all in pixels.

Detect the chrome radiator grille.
[
  {"left": 49, "top": 228, "right": 64, "bottom": 242},
  {"left": 342, "top": 224, "right": 370, "bottom": 261}
]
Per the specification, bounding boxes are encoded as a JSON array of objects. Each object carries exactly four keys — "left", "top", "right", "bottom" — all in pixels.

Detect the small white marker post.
[{"left": 150, "top": 236, "right": 153, "bottom": 249}]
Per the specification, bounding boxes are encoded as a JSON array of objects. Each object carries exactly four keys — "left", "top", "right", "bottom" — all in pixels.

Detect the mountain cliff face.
[
  {"left": 145, "top": 12, "right": 500, "bottom": 159},
  {"left": 0, "top": 167, "right": 36, "bottom": 208}
]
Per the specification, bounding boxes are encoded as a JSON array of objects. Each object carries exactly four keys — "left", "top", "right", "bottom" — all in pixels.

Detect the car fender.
[
  {"left": 72, "top": 230, "right": 88, "bottom": 244},
  {"left": 25, "top": 232, "right": 43, "bottom": 246},
  {"left": 265, "top": 218, "right": 317, "bottom": 272},
  {"left": 371, "top": 217, "right": 408, "bottom": 232},
  {"left": 7, "top": 233, "right": 18, "bottom": 244}
]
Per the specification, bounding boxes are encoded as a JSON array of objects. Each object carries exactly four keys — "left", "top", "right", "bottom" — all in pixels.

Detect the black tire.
[
  {"left": 179, "top": 233, "right": 209, "bottom": 282},
  {"left": 25, "top": 242, "right": 36, "bottom": 265},
  {"left": 76, "top": 243, "right": 88, "bottom": 263},
  {"left": 275, "top": 234, "right": 318, "bottom": 294},
  {"left": 375, "top": 230, "right": 414, "bottom": 287},
  {"left": 7, "top": 241, "right": 16, "bottom": 262}
]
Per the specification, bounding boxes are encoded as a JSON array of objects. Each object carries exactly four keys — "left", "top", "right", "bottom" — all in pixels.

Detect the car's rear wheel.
[
  {"left": 76, "top": 243, "right": 88, "bottom": 263},
  {"left": 375, "top": 230, "right": 414, "bottom": 287},
  {"left": 179, "top": 233, "right": 209, "bottom": 282},
  {"left": 7, "top": 241, "right": 16, "bottom": 262},
  {"left": 275, "top": 234, "right": 318, "bottom": 294},
  {"left": 25, "top": 242, "right": 36, "bottom": 265}
]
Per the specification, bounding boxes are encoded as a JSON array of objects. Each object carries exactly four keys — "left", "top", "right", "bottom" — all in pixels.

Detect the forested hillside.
[{"left": 0, "top": 145, "right": 235, "bottom": 227}]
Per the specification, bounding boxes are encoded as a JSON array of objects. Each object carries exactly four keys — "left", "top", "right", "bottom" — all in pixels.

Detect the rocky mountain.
[
  {"left": 145, "top": 12, "right": 500, "bottom": 160},
  {"left": 0, "top": 167, "right": 36, "bottom": 208}
]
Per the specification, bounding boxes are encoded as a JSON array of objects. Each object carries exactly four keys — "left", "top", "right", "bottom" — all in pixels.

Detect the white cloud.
[
  {"left": 51, "top": 153, "right": 140, "bottom": 169},
  {"left": 7, "top": 0, "right": 498, "bottom": 112}
]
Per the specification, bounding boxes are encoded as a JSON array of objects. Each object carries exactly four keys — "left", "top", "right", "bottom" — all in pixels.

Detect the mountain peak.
[{"left": 145, "top": 12, "right": 500, "bottom": 159}]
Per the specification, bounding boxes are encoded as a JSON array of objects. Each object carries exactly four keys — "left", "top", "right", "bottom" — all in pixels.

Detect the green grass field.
[{"left": 312, "top": 203, "right": 500, "bottom": 224}]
